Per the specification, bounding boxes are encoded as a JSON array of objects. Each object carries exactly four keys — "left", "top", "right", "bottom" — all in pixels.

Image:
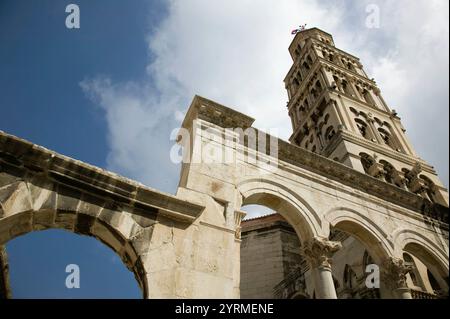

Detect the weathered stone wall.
[
  {"left": 240, "top": 214, "right": 303, "bottom": 298},
  {"left": 0, "top": 130, "right": 239, "bottom": 299}
]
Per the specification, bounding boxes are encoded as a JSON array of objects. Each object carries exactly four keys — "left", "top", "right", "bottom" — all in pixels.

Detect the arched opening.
[
  {"left": 325, "top": 210, "right": 393, "bottom": 299},
  {"left": 237, "top": 186, "right": 321, "bottom": 300},
  {"left": 6, "top": 229, "right": 141, "bottom": 298},
  {"left": 239, "top": 204, "right": 309, "bottom": 299},
  {"left": 0, "top": 208, "right": 149, "bottom": 299},
  {"left": 403, "top": 252, "right": 424, "bottom": 290},
  {"left": 403, "top": 243, "right": 449, "bottom": 298}
]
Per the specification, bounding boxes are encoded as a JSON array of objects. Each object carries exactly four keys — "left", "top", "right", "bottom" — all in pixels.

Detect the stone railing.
[{"left": 411, "top": 289, "right": 441, "bottom": 300}]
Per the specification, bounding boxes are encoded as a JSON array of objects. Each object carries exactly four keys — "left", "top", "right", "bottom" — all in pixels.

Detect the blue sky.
[
  {"left": 1, "top": 0, "right": 165, "bottom": 298},
  {"left": 1, "top": 0, "right": 448, "bottom": 298}
]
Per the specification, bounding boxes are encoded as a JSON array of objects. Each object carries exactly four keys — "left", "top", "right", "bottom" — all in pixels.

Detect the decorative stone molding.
[
  {"left": 405, "top": 163, "right": 427, "bottom": 195},
  {"left": 180, "top": 97, "right": 448, "bottom": 224},
  {"left": 382, "top": 257, "right": 412, "bottom": 290},
  {"left": 181, "top": 96, "right": 255, "bottom": 131},
  {"left": 234, "top": 210, "right": 246, "bottom": 239},
  {"left": 301, "top": 237, "right": 342, "bottom": 269},
  {"left": 0, "top": 131, "right": 204, "bottom": 223},
  {"left": 360, "top": 153, "right": 385, "bottom": 179}
]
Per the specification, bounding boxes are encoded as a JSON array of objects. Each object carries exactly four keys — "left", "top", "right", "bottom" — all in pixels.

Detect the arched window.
[
  {"left": 325, "top": 126, "right": 336, "bottom": 141},
  {"left": 304, "top": 98, "right": 310, "bottom": 111},
  {"left": 302, "top": 61, "right": 310, "bottom": 71},
  {"left": 378, "top": 128, "right": 395, "bottom": 149},
  {"left": 315, "top": 80, "right": 322, "bottom": 91},
  {"left": 362, "top": 89, "right": 375, "bottom": 105},
  {"left": 355, "top": 119, "right": 372, "bottom": 141},
  {"left": 342, "top": 80, "right": 354, "bottom": 96},
  {"left": 347, "top": 61, "right": 354, "bottom": 71}
]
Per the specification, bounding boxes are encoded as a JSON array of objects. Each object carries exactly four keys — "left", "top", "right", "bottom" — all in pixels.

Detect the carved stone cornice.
[
  {"left": 180, "top": 97, "right": 448, "bottom": 224},
  {"left": 323, "top": 130, "right": 438, "bottom": 175},
  {"left": 301, "top": 237, "right": 342, "bottom": 269},
  {"left": 0, "top": 131, "right": 205, "bottom": 223},
  {"left": 181, "top": 95, "right": 255, "bottom": 132},
  {"left": 382, "top": 257, "right": 412, "bottom": 290}
]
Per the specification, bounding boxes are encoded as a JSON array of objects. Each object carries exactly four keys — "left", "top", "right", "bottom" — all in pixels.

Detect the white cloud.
[{"left": 81, "top": 0, "right": 449, "bottom": 197}]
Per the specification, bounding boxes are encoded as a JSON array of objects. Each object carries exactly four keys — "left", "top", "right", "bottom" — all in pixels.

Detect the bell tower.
[{"left": 285, "top": 28, "right": 448, "bottom": 206}]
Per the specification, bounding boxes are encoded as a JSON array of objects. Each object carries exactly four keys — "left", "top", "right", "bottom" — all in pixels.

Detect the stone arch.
[
  {"left": 324, "top": 207, "right": 394, "bottom": 264},
  {"left": 392, "top": 228, "right": 449, "bottom": 292},
  {"left": 0, "top": 180, "right": 150, "bottom": 298},
  {"left": 237, "top": 178, "right": 323, "bottom": 243}
]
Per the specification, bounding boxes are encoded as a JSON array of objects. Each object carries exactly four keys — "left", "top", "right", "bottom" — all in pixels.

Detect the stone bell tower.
[{"left": 285, "top": 28, "right": 448, "bottom": 207}]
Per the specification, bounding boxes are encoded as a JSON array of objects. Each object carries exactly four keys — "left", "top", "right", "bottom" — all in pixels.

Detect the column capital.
[
  {"left": 301, "top": 237, "right": 342, "bottom": 269},
  {"left": 382, "top": 257, "right": 412, "bottom": 290}
]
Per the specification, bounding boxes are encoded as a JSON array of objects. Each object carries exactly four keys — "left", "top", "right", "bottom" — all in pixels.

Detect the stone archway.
[
  {"left": 403, "top": 243, "right": 449, "bottom": 297},
  {"left": 392, "top": 229, "right": 449, "bottom": 296},
  {"left": 0, "top": 178, "right": 153, "bottom": 298},
  {"left": 237, "top": 179, "right": 342, "bottom": 299},
  {"left": 324, "top": 208, "right": 395, "bottom": 298},
  {"left": 237, "top": 178, "right": 323, "bottom": 242},
  {"left": 0, "top": 132, "right": 205, "bottom": 299},
  {"left": 324, "top": 207, "right": 394, "bottom": 265}
]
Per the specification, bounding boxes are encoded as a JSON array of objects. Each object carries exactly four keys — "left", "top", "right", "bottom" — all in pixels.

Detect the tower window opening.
[
  {"left": 325, "top": 126, "right": 336, "bottom": 141},
  {"left": 355, "top": 119, "right": 370, "bottom": 140},
  {"left": 342, "top": 80, "right": 353, "bottom": 96},
  {"left": 363, "top": 89, "right": 375, "bottom": 105},
  {"left": 378, "top": 128, "right": 396, "bottom": 150},
  {"left": 302, "top": 61, "right": 310, "bottom": 71}
]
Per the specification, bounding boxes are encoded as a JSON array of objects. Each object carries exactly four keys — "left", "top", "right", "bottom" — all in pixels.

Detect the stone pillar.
[
  {"left": 302, "top": 237, "right": 342, "bottom": 299},
  {"left": 382, "top": 257, "right": 413, "bottom": 299}
]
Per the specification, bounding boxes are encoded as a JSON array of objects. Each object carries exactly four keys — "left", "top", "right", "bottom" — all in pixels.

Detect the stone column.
[
  {"left": 382, "top": 257, "right": 413, "bottom": 299},
  {"left": 302, "top": 237, "right": 342, "bottom": 299}
]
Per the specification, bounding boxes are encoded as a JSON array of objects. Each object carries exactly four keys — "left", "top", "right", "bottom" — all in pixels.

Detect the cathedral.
[
  {"left": 0, "top": 28, "right": 448, "bottom": 299},
  {"left": 240, "top": 27, "right": 448, "bottom": 299}
]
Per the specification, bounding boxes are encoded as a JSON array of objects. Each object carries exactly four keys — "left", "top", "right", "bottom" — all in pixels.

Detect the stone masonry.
[{"left": 0, "top": 28, "right": 448, "bottom": 298}]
